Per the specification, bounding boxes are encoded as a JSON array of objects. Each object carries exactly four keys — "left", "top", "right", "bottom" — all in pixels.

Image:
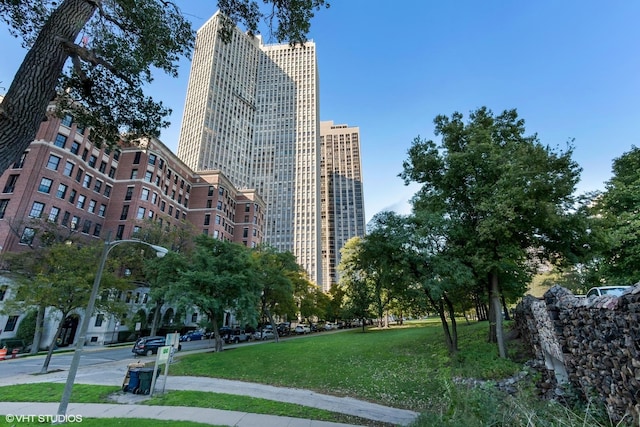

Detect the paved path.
[
  {"left": 1, "top": 402, "right": 363, "bottom": 427},
  {"left": 0, "top": 357, "right": 420, "bottom": 426}
]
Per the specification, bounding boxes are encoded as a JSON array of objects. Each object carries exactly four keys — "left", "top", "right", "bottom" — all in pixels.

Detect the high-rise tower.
[
  {"left": 177, "top": 12, "right": 322, "bottom": 285},
  {"left": 320, "top": 121, "right": 366, "bottom": 291}
]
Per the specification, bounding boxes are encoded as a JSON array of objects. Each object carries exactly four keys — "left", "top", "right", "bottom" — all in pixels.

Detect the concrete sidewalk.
[
  {"left": 0, "top": 358, "right": 420, "bottom": 426},
  {"left": 2, "top": 402, "right": 362, "bottom": 427}
]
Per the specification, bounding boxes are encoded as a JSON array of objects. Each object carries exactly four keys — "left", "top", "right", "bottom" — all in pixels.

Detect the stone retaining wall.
[{"left": 515, "top": 284, "right": 640, "bottom": 424}]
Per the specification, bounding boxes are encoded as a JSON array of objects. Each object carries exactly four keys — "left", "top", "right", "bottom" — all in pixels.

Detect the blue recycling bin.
[{"left": 127, "top": 368, "right": 141, "bottom": 393}]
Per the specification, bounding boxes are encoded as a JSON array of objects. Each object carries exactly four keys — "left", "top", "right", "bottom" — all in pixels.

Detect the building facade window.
[
  {"left": 4, "top": 315, "right": 19, "bottom": 332},
  {"left": 56, "top": 184, "right": 68, "bottom": 199},
  {"left": 29, "top": 202, "right": 45, "bottom": 218},
  {"left": 62, "top": 211, "right": 70, "bottom": 227},
  {"left": 13, "top": 152, "right": 27, "bottom": 169},
  {"left": 0, "top": 199, "right": 9, "bottom": 219},
  {"left": 94, "top": 314, "right": 104, "bottom": 327},
  {"left": 46, "top": 155, "right": 61, "bottom": 170},
  {"left": 120, "top": 205, "right": 129, "bottom": 220},
  {"left": 76, "top": 194, "right": 86, "bottom": 209},
  {"left": 3, "top": 175, "right": 18, "bottom": 193},
  {"left": 54, "top": 133, "right": 67, "bottom": 148},
  {"left": 63, "top": 161, "right": 74, "bottom": 177},
  {"left": 82, "top": 174, "right": 92, "bottom": 188},
  {"left": 20, "top": 227, "right": 35, "bottom": 245},
  {"left": 116, "top": 224, "right": 125, "bottom": 239},
  {"left": 38, "top": 177, "right": 53, "bottom": 193},
  {"left": 48, "top": 206, "right": 60, "bottom": 223}
]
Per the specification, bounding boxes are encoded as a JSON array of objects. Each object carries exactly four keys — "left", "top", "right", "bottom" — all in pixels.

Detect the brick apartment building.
[{"left": 0, "top": 104, "right": 265, "bottom": 346}]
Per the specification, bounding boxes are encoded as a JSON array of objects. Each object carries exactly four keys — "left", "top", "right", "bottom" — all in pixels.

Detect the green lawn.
[
  {"left": 170, "top": 320, "right": 522, "bottom": 411},
  {"left": 0, "top": 320, "right": 613, "bottom": 426}
]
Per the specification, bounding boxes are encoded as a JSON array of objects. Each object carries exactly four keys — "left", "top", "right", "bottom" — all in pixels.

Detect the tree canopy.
[
  {"left": 0, "top": 0, "right": 329, "bottom": 175},
  {"left": 166, "top": 234, "right": 261, "bottom": 351},
  {"left": 4, "top": 240, "right": 129, "bottom": 372},
  {"left": 401, "top": 107, "right": 586, "bottom": 357},
  {"left": 590, "top": 146, "right": 640, "bottom": 285}
]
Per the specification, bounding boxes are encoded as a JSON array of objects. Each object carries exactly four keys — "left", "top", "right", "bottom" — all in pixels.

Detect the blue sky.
[{"left": 1, "top": 1, "right": 639, "bottom": 224}]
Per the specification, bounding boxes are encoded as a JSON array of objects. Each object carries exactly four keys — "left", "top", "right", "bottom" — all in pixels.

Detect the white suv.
[
  {"left": 586, "top": 286, "right": 630, "bottom": 298},
  {"left": 295, "top": 324, "right": 311, "bottom": 334}
]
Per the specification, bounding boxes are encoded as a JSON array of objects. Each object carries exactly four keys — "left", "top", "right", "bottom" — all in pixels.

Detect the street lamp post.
[{"left": 57, "top": 238, "right": 168, "bottom": 417}]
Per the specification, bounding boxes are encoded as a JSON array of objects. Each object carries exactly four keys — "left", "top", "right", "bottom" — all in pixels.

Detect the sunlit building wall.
[
  {"left": 177, "top": 12, "right": 322, "bottom": 285},
  {"left": 320, "top": 121, "right": 366, "bottom": 291}
]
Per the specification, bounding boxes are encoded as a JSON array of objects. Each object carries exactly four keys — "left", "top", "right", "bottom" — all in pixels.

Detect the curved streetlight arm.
[{"left": 58, "top": 238, "right": 168, "bottom": 416}]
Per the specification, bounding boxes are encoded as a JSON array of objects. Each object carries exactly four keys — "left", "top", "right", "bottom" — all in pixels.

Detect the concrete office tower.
[
  {"left": 177, "top": 12, "right": 322, "bottom": 285},
  {"left": 320, "top": 121, "right": 366, "bottom": 292}
]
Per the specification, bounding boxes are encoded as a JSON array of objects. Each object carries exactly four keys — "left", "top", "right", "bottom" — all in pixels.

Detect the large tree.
[
  {"left": 253, "top": 246, "right": 298, "bottom": 342},
  {"left": 401, "top": 107, "right": 585, "bottom": 358},
  {"left": 167, "top": 235, "right": 261, "bottom": 352},
  {"left": 338, "top": 237, "right": 374, "bottom": 332},
  {"left": 0, "top": 0, "right": 329, "bottom": 175},
  {"left": 359, "top": 211, "right": 413, "bottom": 327},
  {"left": 3, "top": 241, "right": 129, "bottom": 373},
  {"left": 591, "top": 146, "right": 640, "bottom": 285}
]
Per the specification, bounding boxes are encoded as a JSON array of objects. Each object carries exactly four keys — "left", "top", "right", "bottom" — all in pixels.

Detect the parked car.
[
  {"left": 132, "top": 336, "right": 166, "bottom": 356},
  {"left": 253, "top": 329, "right": 275, "bottom": 340},
  {"left": 324, "top": 322, "right": 335, "bottom": 331},
  {"left": 224, "top": 329, "right": 251, "bottom": 344},
  {"left": 277, "top": 322, "right": 291, "bottom": 336},
  {"left": 295, "top": 324, "right": 311, "bottom": 334},
  {"left": 586, "top": 286, "right": 631, "bottom": 298},
  {"left": 180, "top": 330, "right": 205, "bottom": 342}
]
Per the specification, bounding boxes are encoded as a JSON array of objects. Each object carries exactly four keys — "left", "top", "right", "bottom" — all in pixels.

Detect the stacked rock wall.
[{"left": 515, "top": 284, "right": 640, "bottom": 424}]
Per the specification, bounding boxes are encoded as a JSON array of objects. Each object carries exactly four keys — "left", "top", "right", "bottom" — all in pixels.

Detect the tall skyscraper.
[
  {"left": 177, "top": 12, "right": 322, "bottom": 285},
  {"left": 320, "top": 121, "right": 366, "bottom": 291}
]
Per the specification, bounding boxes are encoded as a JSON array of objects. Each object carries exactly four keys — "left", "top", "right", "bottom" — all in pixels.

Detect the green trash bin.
[{"left": 136, "top": 368, "right": 155, "bottom": 395}]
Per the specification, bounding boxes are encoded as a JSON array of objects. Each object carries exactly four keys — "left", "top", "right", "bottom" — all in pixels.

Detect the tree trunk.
[
  {"left": 149, "top": 300, "right": 163, "bottom": 336},
  {"left": 30, "top": 305, "right": 46, "bottom": 355},
  {"left": 489, "top": 269, "right": 507, "bottom": 358},
  {"left": 210, "top": 317, "right": 223, "bottom": 352},
  {"left": 264, "top": 307, "right": 280, "bottom": 343},
  {"left": 40, "top": 312, "right": 67, "bottom": 374},
  {"left": 443, "top": 294, "right": 458, "bottom": 353},
  {"left": 501, "top": 294, "right": 511, "bottom": 321},
  {"left": 426, "top": 291, "right": 456, "bottom": 355},
  {"left": 0, "top": 0, "right": 98, "bottom": 175}
]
